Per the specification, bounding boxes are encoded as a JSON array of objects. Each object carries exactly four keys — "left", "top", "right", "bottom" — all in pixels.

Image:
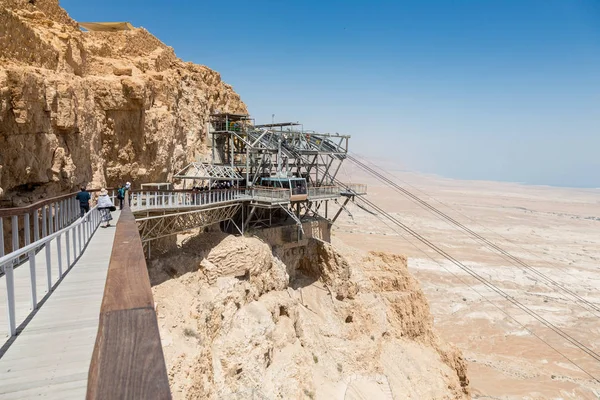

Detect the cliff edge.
[
  {"left": 0, "top": 0, "right": 246, "bottom": 205},
  {"left": 150, "top": 233, "right": 471, "bottom": 399}
]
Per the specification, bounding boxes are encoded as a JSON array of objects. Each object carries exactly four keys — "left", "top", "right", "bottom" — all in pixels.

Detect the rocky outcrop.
[
  {"left": 149, "top": 233, "right": 470, "bottom": 399},
  {"left": 0, "top": 0, "right": 246, "bottom": 205}
]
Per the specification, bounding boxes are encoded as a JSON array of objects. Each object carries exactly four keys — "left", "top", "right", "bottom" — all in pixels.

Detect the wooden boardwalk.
[{"left": 0, "top": 213, "right": 119, "bottom": 400}]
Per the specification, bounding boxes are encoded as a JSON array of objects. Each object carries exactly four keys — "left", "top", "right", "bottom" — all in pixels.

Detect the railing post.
[
  {"left": 62, "top": 200, "right": 67, "bottom": 228},
  {"left": 4, "top": 262, "right": 16, "bottom": 336},
  {"left": 71, "top": 198, "right": 75, "bottom": 222},
  {"left": 72, "top": 225, "right": 77, "bottom": 262},
  {"left": 24, "top": 213, "right": 31, "bottom": 247},
  {"left": 53, "top": 202, "right": 58, "bottom": 233},
  {"left": 78, "top": 223, "right": 82, "bottom": 255},
  {"left": 61, "top": 200, "right": 65, "bottom": 227},
  {"left": 85, "top": 212, "right": 89, "bottom": 242},
  {"left": 29, "top": 250, "right": 37, "bottom": 309},
  {"left": 33, "top": 209, "right": 40, "bottom": 242},
  {"left": 11, "top": 215, "right": 19, "bottom": 254},
  {"left": 0, "top": 218, "right": 4, "bottom": 258},
  {"left": 56, "top": 201, "right": 61, "bottom": 230},
  {"left": 45, "top": 239, "right": 52, "bottom": 292},
  {"left": 66, "top": 229, "right": 71, "bottom": 268},
  {"left": 48, "top": 203, "right": 54, "bottom": 235},
  {"left": 57, "top": 235, "right": 63, "bottom": 277},
  {"left": 42, "top": 205, "right": 47, "bottom": 239}
]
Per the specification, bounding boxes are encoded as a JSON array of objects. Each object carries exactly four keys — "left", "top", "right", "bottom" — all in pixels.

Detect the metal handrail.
[
  {"left": 130, "top": 188, "right": 247, "bottom": 210},
  {"left": 250, "top": 186, "right": 291, "bottom": 202},
  {"left": 342, "top": 183, "right": 368, "bottom": 194},
  {"left": 308, "top": 186, "right": 341, "bottom": 198},
  {"left": 0, "top": 205, "right": 104, "bottom": 337},
  {"left": 1, "top": 189, "right": 117, "bottom": 264}
]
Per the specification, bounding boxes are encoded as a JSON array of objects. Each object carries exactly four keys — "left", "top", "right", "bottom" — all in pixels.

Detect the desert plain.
[{"left": 334, "top": 162, "right": 600, "bottom": 399}]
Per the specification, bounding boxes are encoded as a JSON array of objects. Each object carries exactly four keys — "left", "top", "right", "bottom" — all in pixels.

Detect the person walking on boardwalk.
[
  {"left": 76, "top": 186, "right": 91, "bottom": 218},
  {"left": 97, "top": 188, "right": 115, "bottom": 228},
  {"left": 117, "top": 185, "right": 126, "bottom": 210}
]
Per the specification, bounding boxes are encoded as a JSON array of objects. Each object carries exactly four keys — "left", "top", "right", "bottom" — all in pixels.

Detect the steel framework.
[
  {"left": 174, "top": 163, "right": 244, "bottom": 189},
  {"left": 209, "top": 114, "right": 350, "bottom": 188},
  {"left": 135, "top": 203, "right": 242, "bottom": 242}
]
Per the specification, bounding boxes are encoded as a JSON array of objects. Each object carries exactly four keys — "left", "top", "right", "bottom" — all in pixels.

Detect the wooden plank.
[
  {"left": 98, "top": 210, "right": 154, "bottom": 313},
  {"left": 87, "top": 200, "right": 171, "bottom": 399},
  {"left": 87, "top": 308, "right": 171, "bottom": 400}
]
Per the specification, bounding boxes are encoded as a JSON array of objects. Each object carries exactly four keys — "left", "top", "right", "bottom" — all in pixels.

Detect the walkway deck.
[{"left": 0, "top": 213, "right": 119, "bottom": 400}]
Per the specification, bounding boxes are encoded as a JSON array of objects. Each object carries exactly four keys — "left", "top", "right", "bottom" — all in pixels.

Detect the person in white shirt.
[{"left": 97, "top": 188, "right": 115, "bottom": 228}]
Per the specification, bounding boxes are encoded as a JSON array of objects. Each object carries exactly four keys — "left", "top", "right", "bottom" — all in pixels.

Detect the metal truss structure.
[
  {"left": 135, "top": 203, "right": 242, "bottom": 243},
  {"left": 209, "top": 114, "right": 350, "bottom": 187},
  {"left": 174, "top": 163, "right": 244, "bottom": 188}
]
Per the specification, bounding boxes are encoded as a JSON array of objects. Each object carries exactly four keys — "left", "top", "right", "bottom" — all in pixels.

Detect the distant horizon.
[{"left": 350, "top": 153, "right": 600, "bottom": 191}]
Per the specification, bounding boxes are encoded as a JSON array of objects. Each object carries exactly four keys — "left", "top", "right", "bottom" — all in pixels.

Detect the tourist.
[
  {"left": 75, "top": 186, "right": 91, "bottom": 218},
  {"left": 97, "top": 188, "right": 115, "bottom": 228},
  {"left": 117, "top": 185, "right": 126, "bottom": 210},
  {"left": 125, "top": 181, "right": 132, "bottom": 204}
]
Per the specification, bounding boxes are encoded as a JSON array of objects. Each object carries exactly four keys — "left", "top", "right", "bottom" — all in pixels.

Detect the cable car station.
[{"left": 158, "top": 113, "right": 367, "bottom": 239}]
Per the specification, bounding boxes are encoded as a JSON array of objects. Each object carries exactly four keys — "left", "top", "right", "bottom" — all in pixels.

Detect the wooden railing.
[{"left": 87, "top": 198, "right": 171, "bottom": 399}]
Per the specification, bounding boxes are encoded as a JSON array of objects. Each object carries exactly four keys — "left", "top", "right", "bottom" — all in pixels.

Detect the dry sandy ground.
[{"left": 333, "top": 163, "right": 600, "bottom": 399}]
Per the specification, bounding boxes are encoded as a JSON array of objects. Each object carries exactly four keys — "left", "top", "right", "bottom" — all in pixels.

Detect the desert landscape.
[
  {"left": 1, "top": 1, "right": 598, "bottom": 399},
  {"left": 333, "top": 163, "right": 600, "bottom": 399}
]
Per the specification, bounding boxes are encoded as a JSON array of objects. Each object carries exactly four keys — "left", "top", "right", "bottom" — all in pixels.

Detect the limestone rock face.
[
  {"left": 0, "top": 0, "right": 247, "bottom": 205},
  {"left": 150, "top": 234, "right": 471, "bottom": 399}
]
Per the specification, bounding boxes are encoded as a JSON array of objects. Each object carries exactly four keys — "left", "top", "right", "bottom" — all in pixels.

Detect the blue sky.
[{"left": 62, "top": 0, "right": 600, "bottom": 188}]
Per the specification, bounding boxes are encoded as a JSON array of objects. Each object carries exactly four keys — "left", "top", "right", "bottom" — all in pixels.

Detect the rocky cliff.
[
  {"left": 150, "top": 232, "right": 470, "bottom": 399},
  {"left": 0, "top": 0, "right": 246, "bottom": 205}
]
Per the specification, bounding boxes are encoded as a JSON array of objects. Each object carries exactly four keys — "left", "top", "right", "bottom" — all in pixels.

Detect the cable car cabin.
[{"left": 261, "top": 177, "right": 308, "bottom": 201}]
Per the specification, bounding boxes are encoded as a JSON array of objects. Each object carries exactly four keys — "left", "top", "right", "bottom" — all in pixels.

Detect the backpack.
[{"left": 118, "top": 187, "right": 125, "bottom": 199}]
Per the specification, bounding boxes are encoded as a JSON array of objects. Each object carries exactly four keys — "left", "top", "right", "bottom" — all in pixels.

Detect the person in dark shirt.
[
  {"left": 117, "top": 185, "right": 126, "bottom": 210},
  {"left": 75, "top": 187, "right": 91, "bottom": 217}
]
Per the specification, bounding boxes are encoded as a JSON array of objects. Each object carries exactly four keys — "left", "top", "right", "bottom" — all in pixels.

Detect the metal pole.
[
  {"left": 57, "top": 235, "right": 63, "bottom": 277},
  {"left": 211, "top": 123, "right": 215, "bottom": 163},
  {"left": 24, "top": 213, "right": 31, "bottom": 247},
  {"left": 42, "top": 205, "right": 47, "bottom": 238},
  {"left": 34, "top": 210, "right": 39, "bottom": 242},
  {"left": 56, "top": 201, "right": 61, "bottom": 230},
  {"left": 11, "top": 215, "right": 19, "bottom": 253},
  {"left": 78, "top": 223, "right": 82, "bottom": 255},
  {"left": 72, "top": 227, "right": 77, "bottom": 262},
  {"left": 61, "top": 200, "right": 65, "bottom": 227},
  {"left": 48, "top": 203, "right": 54, "bottom": 235},
  {"left": 45, "top": 239, "right": 52, "bottom": 292},
  {"left": 54, "top": 202, "right": 58, "bottom": 233},
  {"left": 4, "top": 263, "right": 16, "bottom": 336},
  {"left": 0, "top": 218, "right": 4, "bottom": 258},
  {"left": 66, "top": 230, "right": 71, "bottom": 268},
  {"left": 230, "top": 132, "right": 234, "bottom": 169},
  {"left": 87, "top": 210, "right": 91, "bottom": 239},
  {"left": 28, "top": 250, "right": 37, "bottom": 309}
]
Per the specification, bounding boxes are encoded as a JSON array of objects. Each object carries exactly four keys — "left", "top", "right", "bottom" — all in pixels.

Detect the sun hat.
[{"left": 99, "top": 188, "right": 108, "bottom": 196}]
